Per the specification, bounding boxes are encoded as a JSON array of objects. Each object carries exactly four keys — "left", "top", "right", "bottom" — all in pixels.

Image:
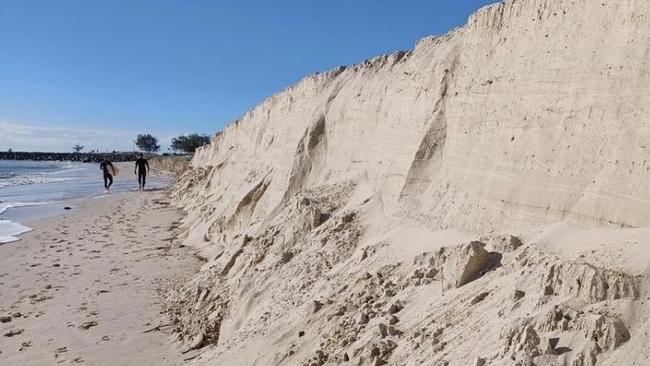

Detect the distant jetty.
[{"left": 0, "top": 151, "right": 141, "bottom": 162}]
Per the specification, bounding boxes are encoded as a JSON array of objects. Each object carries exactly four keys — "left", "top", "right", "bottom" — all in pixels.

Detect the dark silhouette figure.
[
  {"left": 99, "top": 159, "right": 115, "bottom": 192},
  {"left": 134, "top": 154, "right": 149, "bottom": 190}
]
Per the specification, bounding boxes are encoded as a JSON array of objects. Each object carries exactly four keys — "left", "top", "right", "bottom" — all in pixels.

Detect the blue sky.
[{"left": 0, "top": 0, "right": 496, "bottom": 152}]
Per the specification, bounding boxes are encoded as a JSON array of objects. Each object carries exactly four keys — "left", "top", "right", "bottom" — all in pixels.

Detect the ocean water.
[{"left": 0, "top": 160, "right": 171, "bottom": 243}]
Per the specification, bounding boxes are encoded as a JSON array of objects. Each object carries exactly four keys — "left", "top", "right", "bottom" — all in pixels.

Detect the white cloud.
[{"left": 0, "top": 121, "right": 173, "bottom": 153}]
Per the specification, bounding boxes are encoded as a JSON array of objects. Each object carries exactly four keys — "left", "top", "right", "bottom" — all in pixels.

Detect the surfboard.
[{"left": 111, "top": 165, "right": 120, "bottom": 177}]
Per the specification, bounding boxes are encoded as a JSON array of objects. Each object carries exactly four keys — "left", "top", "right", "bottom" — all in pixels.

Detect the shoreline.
[
  {"left": 1, "top": 197, "right": 90, "bottom": 237},
  {"left": 0, "top": 160, "right": 174, "bottom": 244},
  {"left": 0, "top": 189, "right": 200, "bottom": 365},
  {"left": 0, "top": 196, "right": 128, "bottom": 245}
]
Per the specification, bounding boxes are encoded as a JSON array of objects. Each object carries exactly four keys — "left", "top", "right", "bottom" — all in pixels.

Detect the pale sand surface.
[
  {"left": 164, "top": 0, "right": 650, "bottom": 363},
  {"left": 0, "top": 189, "right": 200, "bottom": 365},
  {"left": 6, "top": 0, "right": 650, "bottom": 364}
]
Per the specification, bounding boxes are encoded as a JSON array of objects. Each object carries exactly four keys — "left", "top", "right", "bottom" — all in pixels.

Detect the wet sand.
[{"left": 0, "top": 189, "right": 199, "bottom": 365}]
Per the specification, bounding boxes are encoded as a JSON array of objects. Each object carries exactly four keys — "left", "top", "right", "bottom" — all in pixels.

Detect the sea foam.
[{"left": 0, "top": 219, "right": 32, "bottom": 243}]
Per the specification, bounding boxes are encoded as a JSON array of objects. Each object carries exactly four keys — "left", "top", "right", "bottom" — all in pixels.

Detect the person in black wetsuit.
[
  {"left": 134, "top": 153, "right": 149, "bottom": 190},
  {"left": 99, "top": 158, "right": 115, "bottom": 192}
]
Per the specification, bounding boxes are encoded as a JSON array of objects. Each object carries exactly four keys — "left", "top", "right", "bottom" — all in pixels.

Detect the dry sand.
[
  {"left": 5, "top": 0, "right": 650, "bottom": 365},
  {"left": 159, "top": 0, "right": 650, "bottom": 365},
  {"left": 0, "top": 189, "right": 200, "bottom": 365}
]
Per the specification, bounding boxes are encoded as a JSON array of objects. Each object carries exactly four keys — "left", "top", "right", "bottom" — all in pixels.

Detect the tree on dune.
[
  {"left": 171, "top": 133, "right": 211, "bottom": 153},
  {"left": 135, "top": 134, "right": 161, "bottom": 153}
]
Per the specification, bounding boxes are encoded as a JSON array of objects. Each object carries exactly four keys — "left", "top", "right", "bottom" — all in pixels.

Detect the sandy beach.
[
  {"left": 5, "top": 0, "right": 650, "bottom": 365},
  {"left": 0, "top": 189, "right": 200, "bottom": 365}
]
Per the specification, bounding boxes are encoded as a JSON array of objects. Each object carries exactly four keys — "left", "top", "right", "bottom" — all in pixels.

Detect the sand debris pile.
[
  {"left": 414, "top": 240, "right": 499, "bottom": 290},
  {"left": 166, "top": 207, "right": 644, "bottom": 365},
  {"left": 541, "top": 261, "right": 639, "bottom": 303}
]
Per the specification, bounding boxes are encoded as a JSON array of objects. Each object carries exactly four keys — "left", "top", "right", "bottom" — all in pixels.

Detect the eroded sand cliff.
[{"left": 166, "top": 0, "right": 650, "bottom": 365}]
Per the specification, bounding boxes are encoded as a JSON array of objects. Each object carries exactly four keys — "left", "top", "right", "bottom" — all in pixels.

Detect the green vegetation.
[
  {"left": 171, "top": 133, "right": 211, "bottom": 153},
  {"left": 135, "top": 134, "right": 161, "bottom": 153}
]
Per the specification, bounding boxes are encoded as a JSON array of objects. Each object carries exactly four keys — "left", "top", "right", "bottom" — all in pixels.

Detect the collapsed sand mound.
[{"left": 165, "top": 0, "right": 650, "bottom": 364}]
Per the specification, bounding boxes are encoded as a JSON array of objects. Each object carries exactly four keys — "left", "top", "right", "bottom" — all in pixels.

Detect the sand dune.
[{"left": 163, "top": 0, "right": 650, "bottom": 365}]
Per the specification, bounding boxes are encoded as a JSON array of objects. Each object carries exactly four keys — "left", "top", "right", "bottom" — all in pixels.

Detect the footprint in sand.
[
  {"left": 77, "top": 321, "right": 98, "bottom": 330},
  {"left": 19, "top": 340, "right": 33, "bottom": 351},
  {"left": 3, "top": 328, "right": 24, "bottom": 337}
]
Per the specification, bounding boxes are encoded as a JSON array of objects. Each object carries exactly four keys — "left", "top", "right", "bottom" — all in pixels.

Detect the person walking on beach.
[
  {"left": 134, "top": 153, "right": 149, "bottom": 190},
  {"left": 99, "top": 158, "right": 116, "bottom": 192}
]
